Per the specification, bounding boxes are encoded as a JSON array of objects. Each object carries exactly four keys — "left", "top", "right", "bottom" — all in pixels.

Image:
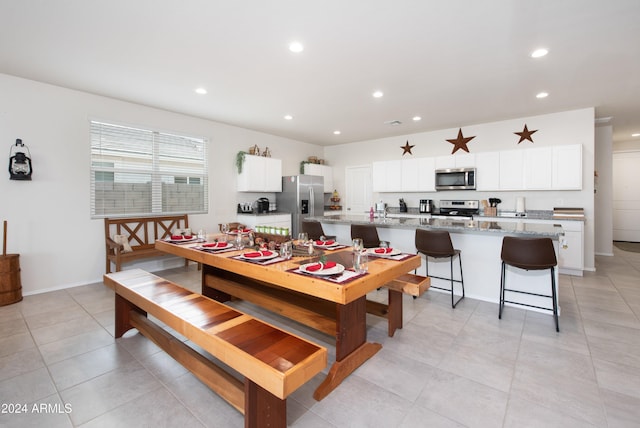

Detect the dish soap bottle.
[{"left": 369, "top": 206, "right": 374, "bottom": 220}]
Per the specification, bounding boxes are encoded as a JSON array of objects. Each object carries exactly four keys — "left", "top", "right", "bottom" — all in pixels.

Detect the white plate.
[
  {"left": 300, "top": 262, "right": 345, "bottom": 276},
  {"left": 166, "top": 236, "right": 198, "bottom": 243},
  {"left": 228, "top": 229, "right": 252, "bottom": 235},
  {"left": 367, "top": 247, "right": 401, "bottom": 256},
  {"left": 240, "top": 251, "right": 278, "bottom": 261},
  {"left": 313, "top": 241, "right": 340, "bottom": 249},
  {"left": 201, "top": 242, "right": 232, "bottom": 250}
]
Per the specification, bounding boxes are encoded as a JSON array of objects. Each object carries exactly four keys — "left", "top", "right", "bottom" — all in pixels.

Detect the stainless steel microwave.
[{"left": 435, "top": 167, "right": 476, "bottom": 190}]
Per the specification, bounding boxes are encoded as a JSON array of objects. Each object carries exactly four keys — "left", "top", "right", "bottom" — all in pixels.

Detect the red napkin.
[
  {"left": 375, "top": 247, "right": 393, "bottom": 254},
  {"left": 203, "top": 242, "right": 227, "bottom": 248},
  {"left": 306, "top": 261, "right": 337, "bottom": 272},
  {"left": 243, "top": 251, "right": 273, "bottom": 258},
  {"left": 315, "top": 240, "right": 335, "bottom": 246},
  {"left": 183, "top": 235, "right": 193, "bottom": 239},
  {"left": 170, "top": 235, "right": 183, "bottom": 240}
]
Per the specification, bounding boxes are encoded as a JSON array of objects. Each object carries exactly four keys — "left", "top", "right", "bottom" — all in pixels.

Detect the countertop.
[
  {"left": 383, "top": 208, "right": 584, "bottom": 222},
  {"left": 309, "top": 214, "right": 564, "bottom": 238},
  {"left": 237, "top": 211, "right": 291, "bottom": 216}
]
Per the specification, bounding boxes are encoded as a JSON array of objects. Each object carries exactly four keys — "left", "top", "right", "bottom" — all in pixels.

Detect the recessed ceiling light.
[
  {"left": 536, "top": 92, "right": 549, "bottom": 99},
  {"left": 372, "top": 90, "right": 384, "bottom": 98},
  {"left": 412, "top": 116, "right": 422, "bottom": 121},
  {"left": 284, "top": 115, "right": 293, "bottom": 120},
  {"left": 531, "top": 48, "right": 549, "bottom": 58},
  {"left": 195, "top": 87, "right": 207, "bottom": 95},
  {"left": 333, "top": 130, "right": 341, "bottom": 135},
  {"left": 289, "top": 42, "right": 304, "bottom": 53},
  {"left": 632, "top": 133, "right": 640, "bottom": 137}
]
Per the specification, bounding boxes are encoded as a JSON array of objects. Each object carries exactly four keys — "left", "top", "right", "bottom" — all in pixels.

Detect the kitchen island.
[{"left": 309, "top": 215, "right": 564, "bottom": 316}]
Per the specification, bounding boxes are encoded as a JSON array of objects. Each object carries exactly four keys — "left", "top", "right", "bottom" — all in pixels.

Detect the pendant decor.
[
  {"left": 514, "top": 124, "right": 538, "bottom": 144},
  {"left": 401, "top": 141, "right": 415, "bottom": 155},
  {"left": 446, "top": 128, "right": 475, "bottom": 154},
  {"left": 8, "top": 139, "right": 33, "bottom": 180}
]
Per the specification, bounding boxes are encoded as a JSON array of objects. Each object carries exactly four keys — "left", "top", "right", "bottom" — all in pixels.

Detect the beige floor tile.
[{"left": 0, "top": 393, "right": 73, "bottom": 428}]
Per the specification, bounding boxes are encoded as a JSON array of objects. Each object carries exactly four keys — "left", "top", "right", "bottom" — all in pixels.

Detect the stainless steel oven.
[{"left": 435, "top": 167, "right": 476, "bottom": 191}]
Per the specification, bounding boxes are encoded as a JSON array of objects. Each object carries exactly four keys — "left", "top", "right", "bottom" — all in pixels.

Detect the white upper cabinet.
[
  {"left": 523, "top": 147, "right": 553, "bottom": 190},
  {"left": 499, "top": 150, "right": 524, "bottom": 190},
  {"left": 304, "top": 163, "right": 334, "bottom": 192},
  {"left": 435, "top": 153, "right": 475, "bottom": 169},
  {"left": 372, "top": 160, "right": 402, "bottom": 192},
  {"left": 373, "top": 157, "right": 435, "bottom": 192},
  {"left": 237, "top": 155, "right": 282, "bottom": 192},
  {"left": 475, "top": 152, "right": 500, "bottom": 191},
  {"left": 552, "top": 144, "right": 582, "bottom": 190}
]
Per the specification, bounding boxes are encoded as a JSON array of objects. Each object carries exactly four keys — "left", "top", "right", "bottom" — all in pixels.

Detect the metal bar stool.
[
  {"left": 302, "top": 221, "right": 336, "bottom": 241},
  {"left": 351, "top": 224, "right": 381, "bottom": 248},
  {"left": 415, "top": 229, "right": 465, "bottom": 308},
  {"left": 499, "top": 236, "right": 559, "bottom": 332}
]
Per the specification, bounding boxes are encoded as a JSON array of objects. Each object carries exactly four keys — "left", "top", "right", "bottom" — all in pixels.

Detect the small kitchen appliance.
[
  {"left": 399, "top": 198, "right": 408, "bottom": 213},
  {"left": 256, "top": 197, "right": 270, "bottom": 213},
  {"left": 419, "top": 199, "right": 434, "bottom": 214}
]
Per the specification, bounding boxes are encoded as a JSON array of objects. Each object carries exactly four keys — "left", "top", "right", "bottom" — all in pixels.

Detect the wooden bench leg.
[
  {"left": 115, "top": 294, "right": 146, "bottom": 338},
  {"left": 245, "top": 380, "right": 286, "bottom": 428}
]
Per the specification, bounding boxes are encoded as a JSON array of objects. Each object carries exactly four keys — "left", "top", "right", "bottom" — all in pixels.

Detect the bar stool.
[
  {"left": 415, "top": 229, "right": 464, "bottom": 308},
  {"left": 499, "top": 236, "right": 559, "bottom": 332},
  {"left": 351, "top": 224, "right": 380, "bottom": 248},
  {"left": 302, "top": 221, "right": 336, "bottom": 241}
]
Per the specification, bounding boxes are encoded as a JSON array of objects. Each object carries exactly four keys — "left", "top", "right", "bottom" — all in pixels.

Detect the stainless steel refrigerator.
[{"left": 276, "top": 175, "right": 324, "bottom": 238}]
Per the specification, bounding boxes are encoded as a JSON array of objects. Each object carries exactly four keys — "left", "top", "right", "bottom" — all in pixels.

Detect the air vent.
[{"left": 384, "top": 120, "right": 402, "bottom": 126}]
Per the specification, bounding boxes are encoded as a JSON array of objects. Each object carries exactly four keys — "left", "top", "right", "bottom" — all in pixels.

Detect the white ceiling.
[{"left": 1, "top": 0, "right": 639, "bottom": 146}]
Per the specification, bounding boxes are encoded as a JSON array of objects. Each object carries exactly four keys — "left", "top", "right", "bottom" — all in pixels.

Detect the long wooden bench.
[
  {"left": 103, "top": 269, "right": 327, "bottom": 428},
  {"left": 367, "top": 273, "right": 430, "bottom": 337},
  {"left": 104, "top": 215, "right": 194, "bottom": 273}
]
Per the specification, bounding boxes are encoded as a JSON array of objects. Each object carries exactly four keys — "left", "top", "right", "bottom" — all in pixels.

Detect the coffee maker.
[
  {"left": 419, "top": 199, "right": 433, "bottom": 214},
  {"left": 256, "top": 197, "right": 270, "bottom": 213}
]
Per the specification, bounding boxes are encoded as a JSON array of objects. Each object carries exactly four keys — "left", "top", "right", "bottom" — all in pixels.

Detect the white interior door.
[
  {"left": 613, "top": 151, "right": 640, "bottom": 242},
  {"left": 345, "top": 165, "right": 372, "bottom": 215}
]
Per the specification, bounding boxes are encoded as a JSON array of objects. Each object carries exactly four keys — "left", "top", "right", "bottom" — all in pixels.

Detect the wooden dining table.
[{"left": 155, "top": 238, "right": 421, "bottom": 400}]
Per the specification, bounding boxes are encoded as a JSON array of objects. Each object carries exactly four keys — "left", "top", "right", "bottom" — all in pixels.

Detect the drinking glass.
[
  {"left": 279, "top": 241, "right": 292, "bottom": 260},
  {"left": 352, "top": 238, "right": 363, "bottom": 252},
  {"left": 297, "top": 232, "right": 308, "bottom": 245},
  {"left": 221, "top": 223, "right": 230, "bottom": 242},
  {"left": 197, "top": 229, "right": 206, "bottom": 241},
  {"left": 353, "top": 251, "right": 368, "bottom": 274},
  {"left": 379, "top": 240, "right": 389, "bottom": 249},
  {"left": 235, "top": 233, "right": 244, "bottom": 250}
]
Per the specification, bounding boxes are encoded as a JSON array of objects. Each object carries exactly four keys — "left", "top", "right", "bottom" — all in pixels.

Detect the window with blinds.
[{"left": 90, "top": 120, "right": 208, "bottom": 218}]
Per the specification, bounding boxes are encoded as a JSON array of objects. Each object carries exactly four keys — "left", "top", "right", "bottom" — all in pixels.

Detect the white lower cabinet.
[
  {"left": 480, "top": 216, "right": 584, "bottom": 275},
  {"left": 237, "top": 214, "right": 292, "bottom": 230}
]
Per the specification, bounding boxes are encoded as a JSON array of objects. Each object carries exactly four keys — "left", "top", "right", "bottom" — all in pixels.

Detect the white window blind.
[{"left": 90, "top": 120, "right": 208, "bottom": 218}]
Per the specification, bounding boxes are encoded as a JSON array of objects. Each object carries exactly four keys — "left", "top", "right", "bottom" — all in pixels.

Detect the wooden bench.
[
  {"left": 367, "top": 273, "right": 430, "bottom": 337},
  {"left": 104, "top": 215, "right": 194, "bottom": 273},
  {"left": 104, "top": 269, "right": 327, "bottom": 428}
]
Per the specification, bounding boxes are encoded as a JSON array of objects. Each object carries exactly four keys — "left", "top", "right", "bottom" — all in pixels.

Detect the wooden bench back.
[
  {"left": 104, "top": 269, "right": 327, "bottom": 400},
  {"left": 104, "top": 215, "right": 189, "bottom": 250}
]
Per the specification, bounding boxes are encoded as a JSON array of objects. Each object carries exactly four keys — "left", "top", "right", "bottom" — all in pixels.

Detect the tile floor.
[{"left": 1, "top": 248, "right": 640, "bottom": 427}]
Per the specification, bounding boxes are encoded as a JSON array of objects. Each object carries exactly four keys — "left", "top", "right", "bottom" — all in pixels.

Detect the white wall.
[
  {"left": 324, "top": 108, "right": 596, "bottom": 271},
  {"left": 0, "top": 74, "right": 322, "bottom": 295},
  {"left": 594, "top": 125, "right": 613, "bottom": 255}
]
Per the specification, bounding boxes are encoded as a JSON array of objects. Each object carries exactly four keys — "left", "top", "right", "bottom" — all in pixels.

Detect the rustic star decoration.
[
  {"left": 401, "top": 141, "right": 415, "bottom": 155},
  {"left": 514, "top": 124, "right": 538, "bottom": 144},
  {"left": 446, "top": 128, "right": 475, "bottom": 154}
]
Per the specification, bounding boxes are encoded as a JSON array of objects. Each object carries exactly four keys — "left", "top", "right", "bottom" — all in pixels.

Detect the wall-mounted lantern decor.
[{"left": 9, "top": 139, "right": 32, "bottom": 180}]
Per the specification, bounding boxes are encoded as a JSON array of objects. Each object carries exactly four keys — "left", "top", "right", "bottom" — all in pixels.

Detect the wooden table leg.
[
  {"left": 245, "top": 380, "right": 286, "bottom": 428},
  {"left": 313, "top": 296, "right": 382, "bottom": 401},
  {"left": 387, "top": 289, "right": 403, "bottom": 337}
]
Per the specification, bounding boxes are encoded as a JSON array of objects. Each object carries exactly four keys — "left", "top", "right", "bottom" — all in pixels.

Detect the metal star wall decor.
[
  {"left": 401, "top": 141, "right": 415, "bottom": 155},
  {"left": 514, "top": 124, "right": 538, "bottom": 144},
  {"left": 446, "top": 128, "right": 475, "bottom": 154}
]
